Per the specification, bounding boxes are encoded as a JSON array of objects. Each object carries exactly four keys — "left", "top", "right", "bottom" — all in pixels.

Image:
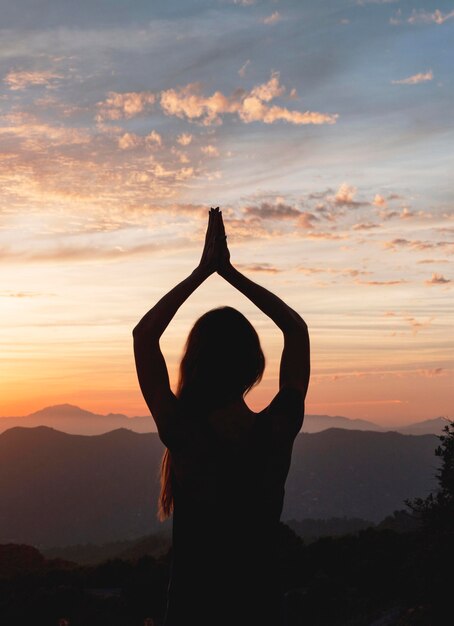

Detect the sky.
[{"left": 0, "top": 0, "right": 453, "bottom": 425}]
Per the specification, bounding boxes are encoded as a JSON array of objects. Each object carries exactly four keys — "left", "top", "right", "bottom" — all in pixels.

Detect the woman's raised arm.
[{"left": 215, "top": 210, "right": 310, "bottom": 398}]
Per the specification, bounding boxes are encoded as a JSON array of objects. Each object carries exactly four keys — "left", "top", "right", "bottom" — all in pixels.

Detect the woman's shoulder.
[{"left": 262, "top": 386, "right": 305, "bottom": 440}]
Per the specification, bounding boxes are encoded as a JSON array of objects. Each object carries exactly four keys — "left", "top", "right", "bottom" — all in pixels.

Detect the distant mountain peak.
[{"left": 29, "top": 404, "right": 94, "bottom": 418}]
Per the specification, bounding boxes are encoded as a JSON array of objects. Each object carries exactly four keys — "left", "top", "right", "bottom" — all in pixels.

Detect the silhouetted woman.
[{"left": 133, "top": 208, "right": 310, "bottom": 626}]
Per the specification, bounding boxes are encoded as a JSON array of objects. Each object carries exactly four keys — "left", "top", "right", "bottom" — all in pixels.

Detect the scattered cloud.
[
  {"left": 391, "top": 8, "right": 454, "bottom": 25},
  {"left": 243, "top": 201, "right": 301, "bottom": 220},
  {"left": 425, "top": 273, "right": 451, "bottom": 285},
  {"left": 384, "top": 238, "right": 454, "bottom": 252},
  {"left": 297, "top": 212, "right": 319, "bottom": 229},
  {"left": 160, "top": 72, "right": 338, "bottom": 126},
  {"left": 408, "top": 9, "right": 454, "bottom": 25},
  {"left": 399, "top": 207, "right": 413, "bottom": 219},
  {"left": 96, "top": 91, "right": 156, "bottom": 121},
  {"left": 373, "top": 194, "right": 387, "bottom": 208},
  {"left": 262, "top": 12, "right": 282, "bottom": 25},
  {"left": 4, "top": 70, "right": 62, "bottom": 90},
  {"left": 392, "top": 71, "right": 433, "bottom": 85},
  {"left": 176, "top": 133, "right": 192, "bottom": 146},
  {"left": 201, "top": 144, "right": 219, "bottom": 157},
  {"left": 331, "top": 183, "right": 365, "bottom": 208}
]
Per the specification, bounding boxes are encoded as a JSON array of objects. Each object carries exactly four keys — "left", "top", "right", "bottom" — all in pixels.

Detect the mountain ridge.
[{"left": 0, "top": 404, "right": 447, "bottom": 435}]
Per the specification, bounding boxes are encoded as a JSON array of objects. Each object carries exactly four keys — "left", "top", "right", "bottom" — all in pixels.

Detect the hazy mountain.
[
  {"left": 0, "top": 404, "right": 152, "bottom": 435},
  {"left": 0, "top": 404, "right": 446, "bottom": 435},
  {"left": 394, "top": 417, "right": 450, "bottom": 436},
  {"left": 0, "top": 425, "right": 439, "bottom": 549},
  {"left": 301, "top": 414, "right": 384, "bottom": 433}
]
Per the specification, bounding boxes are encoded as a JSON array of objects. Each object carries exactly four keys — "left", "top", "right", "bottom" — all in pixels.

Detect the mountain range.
[
  {"left": 0, "top": 404, "right": 448, "bottom": 436},
  {"left": 0, "top": 424, "right": 439, "bottom": 549}
]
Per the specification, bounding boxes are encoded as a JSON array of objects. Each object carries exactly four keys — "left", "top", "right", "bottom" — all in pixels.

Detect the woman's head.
[
  {"left": 176, "top": 306, "right": 265, "bottom": 410},
  {"left": 158, "top": 306, "right": 265, "bottom": 521}
]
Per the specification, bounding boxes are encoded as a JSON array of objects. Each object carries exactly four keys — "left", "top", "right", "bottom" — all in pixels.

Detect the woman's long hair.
[{"left": 158, "top": 306, "right": 265, "bottom": 521}]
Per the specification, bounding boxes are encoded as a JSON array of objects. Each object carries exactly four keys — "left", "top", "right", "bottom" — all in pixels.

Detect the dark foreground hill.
[{"left": 0, "top": 426, "right": 438, "bottom": 548}]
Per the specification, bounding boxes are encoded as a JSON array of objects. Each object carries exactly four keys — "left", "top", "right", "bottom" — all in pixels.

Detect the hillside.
[{"left": 0, "top": 425, "right": 438, "bottom": 548}]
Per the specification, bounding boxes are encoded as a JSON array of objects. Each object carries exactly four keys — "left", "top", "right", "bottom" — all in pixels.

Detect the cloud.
[
  {"left": 146, "top": 130, "right": 162, "bottom": 146},
  {"left": 96, "top": 91, "right": 156, "bottom": 121},
  {"left": 117, "top": 131, "right": 161, "bottom": 150},
  {"left": 236, "top": 263, "right": 282, "bottom": 273},
  {"left": 408, "top": 9, "right": 454, "bottom": 25},
  {"left": 425, "top": 273, "right": 451, "bottom": 285},
  {"left": 384, "top": 239, "right": 454, "bottom": 252},
  {"left": 0, "top": 237, "right": 194, "bottom": 264},
  {"left": 0, "top": 112, "right": 91, "bottom": 147},
  {"left": 417, "top": 258, "right": 449, "bottom": 264},
  {"left": 355, "top": 279, "right": 407, "bottom": 286},
  {"left": 0, "top": 291, "right": 53, "bottom": 298},
  {"left": 176, "top": 133, "right": 192, "bottom": 146},
  {"left": 262, "top": 12, "right": 282, "bottom": 25},
  {"left": 243, "top": 202, "right": 301, "bottom": 220},
  {"left": 160, "top": 72, "right": 338, "bottom": 126},
  {"left": 297, "top": 212, "right": 319, "bottom": 229},
  {"left": 372, "top": 194, "right": 387, "bottom": 208},
  {"left": 352, "top": 223, "right": 380, "bottom": 230},
  {"left": 420, "top": 368, "right": 445, "bottom": 378},
  {"left": 238, "top": 60, "right": 251, "bottom": 77},
  {"left": 118, "top": 132, "right": 141, "bottom": 150},
  {"left": 305, "top": 231, "right": 345, "bottom": 240},
  {"left": 331, "top": 183, "right": 365, "bottom": 208},
  {"left": 201, "top": 144, "right": 219, "bottom": 157},
  {"left": 4, "top": 70, "right": 61, "bottom": 90},
  {"left": 399, "top": 207, "right": 413, "bottom": 219},
  {"left": 383, "top": 311, "right": 435, "bottom": 334},
  {"left": 392, "top": 71, "right": 433, "bottom": 85}
]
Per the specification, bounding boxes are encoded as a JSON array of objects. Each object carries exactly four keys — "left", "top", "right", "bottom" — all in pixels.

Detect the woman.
[{"left": 133, "top": 207, "right": 310, "bottom": 626}]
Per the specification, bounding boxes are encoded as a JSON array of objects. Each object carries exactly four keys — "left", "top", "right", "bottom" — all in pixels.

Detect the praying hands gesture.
[{"left": 198, "top": 207, "right": 231, "bottom": 278}]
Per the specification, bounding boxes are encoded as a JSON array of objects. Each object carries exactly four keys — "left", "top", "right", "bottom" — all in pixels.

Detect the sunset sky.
[{"left": 0, "top": 0, "right": 452, "bottom": 425}]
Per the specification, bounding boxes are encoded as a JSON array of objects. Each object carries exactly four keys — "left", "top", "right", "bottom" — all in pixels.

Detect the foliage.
[{"left": 405, "top": 419, "right": 454, "bottom": 532}]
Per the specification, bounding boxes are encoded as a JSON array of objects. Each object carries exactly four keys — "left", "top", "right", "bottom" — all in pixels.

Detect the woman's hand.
[
  {"left": 216, "top": 209, "right": 231, "bottom": 276},
  {"left": 198, "top": 207, "right": 231, "bottom": 277}
]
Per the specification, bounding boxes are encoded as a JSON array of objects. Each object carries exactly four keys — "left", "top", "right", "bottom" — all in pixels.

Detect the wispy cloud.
[
  {"left": 408, "top": 9, "right": 454, "bottom": 25},
  {"left": 355, "top": 279, "right": 407, "bottom": 286},
  {"left": 391, "top": 8, "right": 454, "bottom": 25},
  {"left": 4, "top": 70, "right": 62, "bottom": 90},
  {"left": 352, "top": 222, "right": 380, "bottom": 230},
  {"left": 236, "top": 263, "right": 282, "bottom": 273},
  {"left": 384, "top": 238, "right": 454, "bottom": 252},
  {"left": 238, "top": 60, "right": 251, "bottom": 77},
  {"left": 392, "top": 70, "right": 433, "bottom": 85}
]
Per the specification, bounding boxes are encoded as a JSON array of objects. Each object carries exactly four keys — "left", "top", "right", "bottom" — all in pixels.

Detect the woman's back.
[{"left": 163, "top": 386, "right": 304, "bottom": 626}]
